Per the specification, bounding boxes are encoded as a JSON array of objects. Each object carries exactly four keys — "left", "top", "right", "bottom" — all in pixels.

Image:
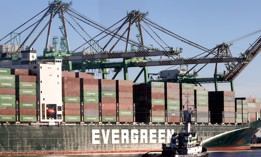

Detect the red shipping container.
[
  {"left": 83, "top": 85, "right": 98, "bottom": 91},
  {"left": 82, "top": 78, "right": 99, "bottom": 85},
  {"left": 84, "top": 104, "right": 99, "bottom": 110},
  {"left": 102, "top": 103, "right": 116, "bottom": 110},
  {"left": 17, "top": 75, "right": 36, "bottom": 82},
  {"left": 119, "top": 104, "right": 133, "bottom": 110},
  {"left": 12, "top": 69, "right": 29, "bottom": 76},
  {"left": 149, "top": 93, "right": 165, "bottom": 99},
  {"left": 0, "top": 108, "right": 16, "bottom": 115},
  {"left": 64, "top": 103, "right": 81, "bottom": 110},
  {"left": 102, "top": 110, "right": 116, "bottom": 116},
  {"left": 223, "top": 91, "right": 235, "bottom": 97},
  {"left": 152, "top": 105, "right": 165, "bottom": 111},
  {"left": 167, "top": 83, "right": 179, "bottom": 89},
  {"left": 118, "top": 92, "right": 133, "bottom": 98},
  {"left": 19, "top": 108, "right": 36, "bottom": 115},
  {"left": 0, "top": 88, "right": 16, "bottom": 95},
  {"left": 167, "top": 116, "right": 180, "bottom": 123},
  {"left": 64, "top": 109, "right": 80, "bottom": 116},
  {"left": 118, "top": 98, "right": 133, "bottom": 104},
  {"left": 62, "top": 71, "right": 76, "bottom": 78},
  {"left": 19, "top": 95, "right": 37, "bottom": 103},
  {"left": 119, "top": 117, "right": 133, "bottom": 122},
  {"left": 101, "top": 79, "right": 116, "bottom": 85},
  {"left": 152, "top": 111, "right": 165, "bottom": 117},
  {"left": 181, "top": 89, "right": 194, "bottom": 95},
  {"left": 62, "top": 90, "right": 80, "bottom": 97},
  {"left": 76, "top": 72, "right": 94, "bottom": 79},
  {"left": 101, "top": 98, "right": 117, "bottom": 103},
  {"left": 150, "top": 88, "right": 164, "bottom": 93},
  {"left": 117, "top": 86, "right": 133, "bottom": 92},
  {"left": 117, "top": 80, "right": 133, "bottom": 86}
]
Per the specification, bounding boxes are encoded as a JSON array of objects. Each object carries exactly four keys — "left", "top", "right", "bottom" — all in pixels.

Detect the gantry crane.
[{"left": 0, "top": 0, "right": 260, "bottom": 91}]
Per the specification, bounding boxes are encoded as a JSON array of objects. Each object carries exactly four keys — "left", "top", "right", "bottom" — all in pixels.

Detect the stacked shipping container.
[
  {"left": 17, "top": 74, "right": 37, "bottom": 122},
  {"left": 181, "top": 83, "right": 195, "bottom": 111},
  {"left": 209, "top": 91, "right": 235, "bottom": 124},
  {"left": 195, "top": 86, "right": 209, "bottom": 123},
  {"left": 235, "top": 98, "right": 248, "bottom": 124},
  {"left": 100, "top": 79, "right": 117, "bottom": 122},
  {"left": 82, "top": 79, "right": 99, "bottom": 122},
  {"left": 165, "top": 82, "right": 180, "bottom": 123},
  {"left": 117, "top": 80, "right": 133, "bottom": 122},
  {"left": 134, "top": 82, "right": 165, "bottom": 123},
  {"left": 246, "top": 98, "right": 260, "bottom": 122},
  {"left": 62, "top": 77, "right": 81, "bottom": 122},
  {"left": 0, "top": 68, "right": 16, "bottom": 122}
]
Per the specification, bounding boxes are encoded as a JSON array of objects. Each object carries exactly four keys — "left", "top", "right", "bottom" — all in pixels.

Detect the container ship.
[{"left": 0, "top": 0, "right": 261, "bottom": 155}]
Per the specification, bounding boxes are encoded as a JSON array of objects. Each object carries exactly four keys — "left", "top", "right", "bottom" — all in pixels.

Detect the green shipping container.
[
  {"left": 101, "top": 91, "right": 116, "bottom": 98},
  {"left": 0, "top": 102, "right": 16, "bottom": 108},
  {"left": 0, "top": 68, "right": 11, "bottom": 75},
  {"left": 19, "top": 115, "right": 37, "bottom": 122},
  {"left": 19, "top": 89, "right": 36, "bottom": 95},
  {"left": 0, "top": 95, "right": 16, "bottom": 102},
  {"left": 0, "top": 75, "right": 15, "bottom": 81},
  {"left": 84, "top": 116, "right": 99, "bottom": 122},
  {"left": 19, "top": 102, "right": 36, "bottom": 108},
  {"left": 0, "top": 82, "right": 15, "bottom": 88},
  {"left": 63, "top": 97, "right": 80, "bottom": 103},
  {"left": 150, "top": 99, "right": 165, "bottom": 105},
  {"left": 182, "top": 84, "right": 194, "bottom": 89},
  {"left": 83, "top": 91, "right": 99, "bottom": 97},
  {"left": 0, "top": 115, "right": 16, "bottom": 122},
  {"left": 196, "top": 90, "right": 208, "bottom": 96},
  {"left": 119, "top": 110, "right": 133, "bottom": 116},
  {"left": 196, "top": 95, "right": 208, "bottom": 102},
  {"left": 167, "top": 105, "right": 180, "bottom": 111},
  {"left": 19, "top": 82, "right": 36, "bottom": 89},
  {"left": 151, "top": 117, "right": 165, "bottom": 122},
  {"left": 150, "top": 82, "right": 164, "bottom": 88},
  {"left": 83, "top": 97, "right": 99, "bottom": 103},
  {"left": 102, "top": 116, "right": 116, "bottom": 122},
  {"left": 64, "top": 116, "right": 81, "bottom": 122},
  {"left": 167, "top": 100, "right": 180, "bottom": 106}
]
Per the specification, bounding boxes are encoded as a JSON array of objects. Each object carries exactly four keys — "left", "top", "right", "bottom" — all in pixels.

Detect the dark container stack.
[
  {"left": 100, "top": 79, "right": 117, "bottom": 122},
  {"left": 165, "top": 82, "right": 180, "bottom": 123},
  {"left": 194, "top": 86, "right": 209, "bottom": 123},
  {"left": 0, "top": 68, "right": 16, "bottom": 122},
  {"left": 134, "top": 82, "right": 165, "bottom": 123},
  {"left": 117, "top": 80, "right": 133, "bottom": 122},
  {"left": 180, "top": 83, "right": 195, "bottom": 111},
  {"left": 81, "top": 79, "right": 99, "bottom": 122},
  {"left": 62, "top": 77, "right": 81, "bottom": 122},
  {"left": 235, "top": 98, "right": 248, "bottom": 124},
  {"left": 17, "top": 74, "right": 37, "bottom": 122},
  {"left": 133, "top": 83, "right": 148, "bottom": 123},
  {"left": 209, "top": 91, "right": 235, "bottom": 124}
]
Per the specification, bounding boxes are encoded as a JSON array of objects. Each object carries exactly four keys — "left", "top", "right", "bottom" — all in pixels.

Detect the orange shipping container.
[
  {"left": 19, "top": 108, "right": 36, "bottom": 115},
  {"left": 12, "top": 69, "right": 29, "bottom": 76},
  {"left": 0, "top": 108, "right": 16, "bottom": 115},
  {"left": 17, "top": 75, "right": 36, "bottom": 82},
  {"left": 19, "top": 95, "right": 37, "bottom": 103},
  {"left": 0, "top": 88, "right": 16, "bottom": 95}
]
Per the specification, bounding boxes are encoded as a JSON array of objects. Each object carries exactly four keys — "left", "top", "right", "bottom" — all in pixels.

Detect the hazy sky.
[{"left": 0, "top": 0, "right": 261, "bottom": 98}]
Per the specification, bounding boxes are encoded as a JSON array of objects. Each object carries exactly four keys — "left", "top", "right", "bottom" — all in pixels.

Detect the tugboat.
[
  {"left": 160, "top": 110, "right": 208, "bottom": 157},
  {"left": 143, "top": 110, "right": 208, "bottom": 157}
]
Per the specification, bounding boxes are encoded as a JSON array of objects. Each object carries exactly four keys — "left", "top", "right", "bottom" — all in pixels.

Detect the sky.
[{"left": 0, "top": 0, "right": 261, "bottom": 98}]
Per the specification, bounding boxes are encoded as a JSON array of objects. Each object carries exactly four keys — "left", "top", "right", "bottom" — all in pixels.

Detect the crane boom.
[
  {"left": 83, "top": 57, "right": 243, "bottom": 69},
  {"left": 63, "top": 50, "right": 180, "bottom": 61},
  {"left": 224, "top": 35, "right": 261, "bottom": 81}
]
